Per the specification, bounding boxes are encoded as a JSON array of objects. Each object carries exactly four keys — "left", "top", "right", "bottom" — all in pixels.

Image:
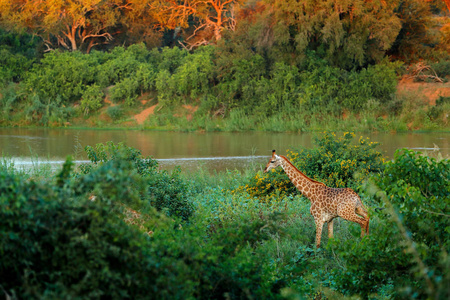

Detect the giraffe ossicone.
[{"left": 264, "top": 150, "right": 370, "bottom": 248}]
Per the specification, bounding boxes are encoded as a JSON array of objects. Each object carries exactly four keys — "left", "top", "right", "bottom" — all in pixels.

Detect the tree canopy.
[
  {"left": 0, "top": 0, "right": 121, "bottom": 52},
  {"left": 0, "top": 0, "right": 448, "bottom": 63}
]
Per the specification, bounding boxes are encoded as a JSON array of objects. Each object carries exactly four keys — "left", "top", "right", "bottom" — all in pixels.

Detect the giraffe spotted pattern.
[{"left": 264, "top": 150, "right": 370, "bottom": 248}]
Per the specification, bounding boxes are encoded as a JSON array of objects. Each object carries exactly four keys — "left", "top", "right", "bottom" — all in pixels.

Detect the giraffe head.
[{"left": 264, "top": 150, "right": 282, "bottom": 173}]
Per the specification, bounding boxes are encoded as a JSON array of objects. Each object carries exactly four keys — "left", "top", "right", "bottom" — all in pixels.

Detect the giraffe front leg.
[
  {"left": 327, "top": 218, "right": 334, "bottom": 239},
  {"left": 315, "top": 219, "right": 324, "bottom": 248}
]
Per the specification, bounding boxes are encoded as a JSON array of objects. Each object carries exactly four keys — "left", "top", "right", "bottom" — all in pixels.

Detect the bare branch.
[
  {"left": 178, "top": 38, "right": 209, "bottom": 50},
  {"left": 409, "top": 62, "right": 444, "bottom": 83}
]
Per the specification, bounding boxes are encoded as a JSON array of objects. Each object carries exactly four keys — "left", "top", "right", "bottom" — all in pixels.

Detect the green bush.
[
  {"left": 80, "top": 84, "right": 104, "bottom": 115},
  {"left": 331, "top": 149, "right": 449, "bottom": 299},
  {"left": 0, "top": 49, "right": 34, "bottom": 85},
  {"left": 260, "top": 63, "right": 301, "bottom": 116},
  {"left": 289, "top": 132, "right": 385, "bottom": 189},
  {"left": 0, "top": 149, "right": 280, "bottom": 299},
  {"left": 24, "top": 51, "right": 98, "bottom": 103},
  {"left": 79, "top": 142, "right": 194, "bottom": 221},
  {"left": 428, "top": 96, "right": 450, "bottom": 122},
  {"left": 0, "top": 83, "right": 21, "bottom": 121},
  {"left": 297, "top": 56, "right": 399, "bottom": 112},
  {"left": 215, "top": 54, "right": 268, "bottom": 114},
  {"left": 97, "top": 45, "right": 157, "bottom": 106},
  {"left": 0, "top": 160, "right": 195, "bottom": 299},
  {"left": 135, "top": 63, "right": 157, "bottom": 93},
  {"left": 106, "top": 105, "right": 123, "bottom": 120},
  {"left": 110, "top": 77, "right": 140, "bottom": 105},
  {"left": 96, "top": 45, "right": 147, "bottom": 87},
  {"left": 153, "top": 46, "right": 188, "bottom": 74},
  {"left": 24, "top": 94, "right": 73, "bottom": 125},
  {"left": 241, "top": 132, "right": 385, "bottom": 200},
  {"left": 430, "top": 60, "right": 450, "bottom": 78},
  {"left": 171, "top": 46, "right": 215, "bottom": 103},
  {"left": 377, "top": 149, "right": 449, "bottom": 244},
  {"left": 0, "top": 29, "right": 38, "bottom": 86},
  {"left": 154, "top": 47, "right": 214, "bottom": 108},
  {"left": 155, "top": 69, "right": 177, "bottom": 106},
  {"left": 146, "top": 167, "right": 194, "bottom": 221},
  {"left": 79, "top": 141, "right": 158, "bottom": 176}
]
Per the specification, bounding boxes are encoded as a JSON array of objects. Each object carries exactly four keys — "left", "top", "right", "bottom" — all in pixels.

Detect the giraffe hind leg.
[
  {"left": 338, "top": 208, "right": 368, "bottom": 238},
  {"left": 327, "top": 218, "right": 335, "bottom": 239},
  {"left": 356, "top": 206, "right": 370, "bottom": 236}
]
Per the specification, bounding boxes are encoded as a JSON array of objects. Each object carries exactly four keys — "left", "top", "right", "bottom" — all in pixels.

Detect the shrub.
[
  {"left": 155, "top": 69, "right": 177, "bottom": 107},
  {"left": 260, "top": 62, "right": 301, "bottom": 116},
  {"left": 0, "top": 160, "right": 196, "bottom": 299},
  {"left": 331, "top": 149, "right": 449, "bottom": 299},
  {"left": 171, "top": 46, "right": 215, "bottom": 104},
  {"left": 110, "top": 77, "right": 139, "bottom": 105},
  {"left": 135, "top": 63, "right": 157, "bottom": 93},
  {"left": 288, "top": 132, "right": 385, "bottom": 189},
  {"left": 0, "top": 29, "right": 38, "bottom": 86},
  {"left": 428, "top": 96, "right": 450, "bottom": 122},
  {"left": 155, "top": 47, "right": 215, "bottom": 107},
  {"left": 99, "top": 46, "right": 156, "bottom": 105},
  {"left": 234, "top": 169, "right": 296, "bottom": 201},
  {"left": 0, "top": 49, "right": 34, "bottom": 85},
  {"left": 79, "top": 141, "right": 158, "bottom": 176},
  {"left": 146, "top": 167, "right": 194, "bottom": 221},
  {"left": 298, "top": 56, "right": 399, "bottom": 111},
  {"left": 215, "top": 54, "right": 268, "bottom": 114},
  {"left": 106, "top": 105, "right": 123, "bottom": 120},
  {"left": 24, "top": 51, "right": 98, "bottom": 103},
  {"left": 430, "top": 60, "right": 450, "bottom": 78},
  {"left": 96, "top": 45, "right": 145, "bottom": 87},
  {"left": 79, "top": 142, "right": 194, "bottom": 221},
  {"left": 0, "top": 83, "right": 21, "bottom": 121},
  {"left": 0, "top": 150, "right": 280, "bottom": 299},
  {"left": 80, "top": 84, "right": 104, "bottom": 115},
  {"left": 153, "top": 46, "right": 188, "bottom": 74},
  {"left": 239, "top": 132, "right": 385, "bottom": 200},
  {"left": 24, "top": 94, "right": 73, "bottom": 125}
]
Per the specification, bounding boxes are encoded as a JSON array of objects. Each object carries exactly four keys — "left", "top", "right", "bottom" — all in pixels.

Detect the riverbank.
[
  {"left": 3, "top": 76, "right": 449, "bottom": 133},
  {"left": 1, "top": 42, "right": 449, "bottom": 133},
  {"left": 99, "top": 76, "right": 450, "bottom": 132}
]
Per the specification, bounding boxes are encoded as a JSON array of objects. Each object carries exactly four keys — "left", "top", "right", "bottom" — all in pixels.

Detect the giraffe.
[{"left": 264, "top": 150, "right": 370, "bottom": 248}]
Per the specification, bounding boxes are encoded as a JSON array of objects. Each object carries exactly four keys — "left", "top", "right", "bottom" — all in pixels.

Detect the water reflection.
[{"left": 1, "top": 128, "right": 448, "bottom": 172}]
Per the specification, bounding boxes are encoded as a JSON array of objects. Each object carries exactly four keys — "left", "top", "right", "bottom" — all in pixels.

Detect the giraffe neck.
[{"left": 279, "top": 156, "right": 323, "bottom": 201}]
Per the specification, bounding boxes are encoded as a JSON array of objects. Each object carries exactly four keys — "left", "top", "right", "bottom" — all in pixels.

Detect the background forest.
[{"left": 0, "top": 0, "right": 449, "bottom": 131}]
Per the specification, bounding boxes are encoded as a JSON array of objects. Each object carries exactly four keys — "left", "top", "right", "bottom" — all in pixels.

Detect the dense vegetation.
[
  {"left": 1, "top": 1, "right": 448, "bottom": 298},
  {"left": 0, "top": 0, "right": 449, "bottom": 131},
  {"left": 1, "top": 134, "right": 449, "bottom": 299}
]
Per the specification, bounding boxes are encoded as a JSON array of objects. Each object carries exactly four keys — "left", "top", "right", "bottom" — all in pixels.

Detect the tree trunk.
[
  {"left": 63, "top": 23, "right": 79, "bottom": 51},
  {"left": 68, "top": 25, "right": 78, "bottom": 51},
  {"left": 444, "top": 0, "right": 450, "bottom": 13}
]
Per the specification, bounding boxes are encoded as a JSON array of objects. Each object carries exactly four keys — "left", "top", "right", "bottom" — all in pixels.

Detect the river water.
[{"left": 0, "top": 128, "right": 448, "bottom": 172}]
